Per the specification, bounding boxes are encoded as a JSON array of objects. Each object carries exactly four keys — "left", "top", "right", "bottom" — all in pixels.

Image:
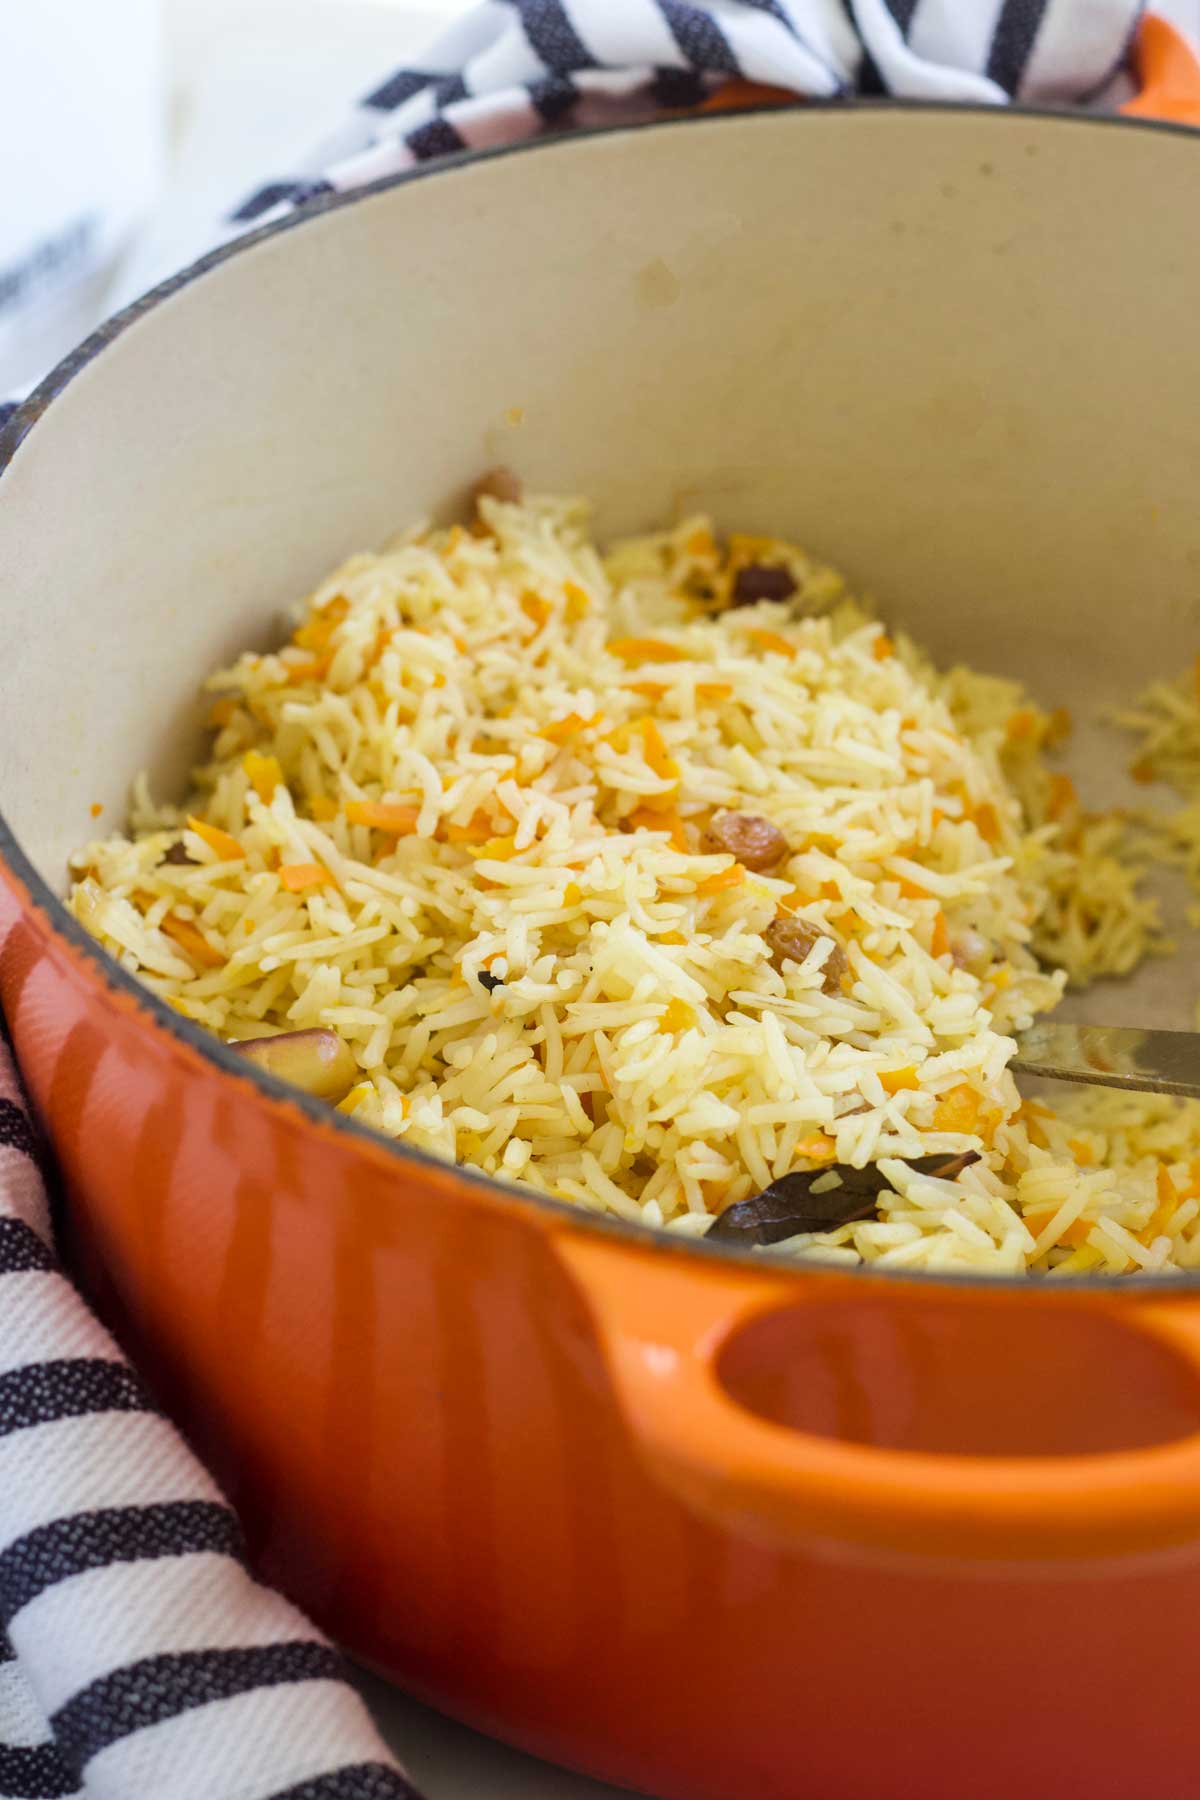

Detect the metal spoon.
[{"left": 1013, "top": 1022, "right": 1200, "bottom": 1099}]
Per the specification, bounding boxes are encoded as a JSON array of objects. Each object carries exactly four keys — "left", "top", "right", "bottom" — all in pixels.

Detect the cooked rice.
[{"left": 67, "top": 490, "right": 1200, "bottom": 1274}]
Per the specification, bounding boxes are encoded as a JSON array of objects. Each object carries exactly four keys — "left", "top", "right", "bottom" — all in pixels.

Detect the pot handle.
[{"left": 556, "top": 1231, "right": 1200, "bottom": 1561}]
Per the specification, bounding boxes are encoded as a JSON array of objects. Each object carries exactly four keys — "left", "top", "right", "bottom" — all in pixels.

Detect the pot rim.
[{"left": 3, "top": 99, "right": 1199, "bottom": 1296}]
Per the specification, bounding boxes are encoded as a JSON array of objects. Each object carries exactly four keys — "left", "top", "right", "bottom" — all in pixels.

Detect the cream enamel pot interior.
[{"left": 4, "top": 108, "right": 1200, "bottom": 1800}]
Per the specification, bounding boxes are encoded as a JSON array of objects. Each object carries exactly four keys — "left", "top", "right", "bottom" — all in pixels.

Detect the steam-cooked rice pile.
[{"left": 68, "top": 491, "right": 1200, "bottom": 1274}]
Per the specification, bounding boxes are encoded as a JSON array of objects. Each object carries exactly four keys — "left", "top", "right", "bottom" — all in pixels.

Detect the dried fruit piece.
[
  {"left": 232, "top": 1028, "right": 358, "bottom": 1103},
  {"left": 764, "top": 915, "right": 848, "bottom": 993},
  {"left": 159, "top": 841, "right": 197, "bottom": 867},
  {"left": 732, "top": 564, "right": 797, "bottom": 606},
  {"left": 471, "top": 466, "right": 522, "bottom": 508},
  {"left": 702, "top": 812, "right": 790, "bottom": 871}
]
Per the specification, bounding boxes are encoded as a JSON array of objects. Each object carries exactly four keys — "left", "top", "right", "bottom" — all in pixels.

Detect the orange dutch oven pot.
[{"left": 4, "top": 105, "right": 1200, "bottom": 1800}]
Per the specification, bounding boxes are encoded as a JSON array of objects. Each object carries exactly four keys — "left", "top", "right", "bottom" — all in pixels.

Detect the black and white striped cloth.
[
  {"left": 2, "top": 3, "right": 1195, "bottom": 1796},
  {"left": 0, "top": 1018, "right": 418, "bottom": 1799},
  {"left": 226, "top": 0, "right": 1157, "bottom": 233}
]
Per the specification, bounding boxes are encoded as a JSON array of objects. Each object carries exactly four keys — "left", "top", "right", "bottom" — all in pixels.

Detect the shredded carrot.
[
  {"left": 563, "top": 580, "right": 591, "bottom": 620},
  {"left": 292, "top": 595, "right": 349, "bottom": 653},
  {"left": 696, "top": 682, "right": 733, "bottom": 703},
  {"left": 930, "top": 807, "right": 944, "bottom": 828},
  {"left": 309, "top": 795, "right": 338, "bottom": 821},
  {"left": 344, "top": 801, "right": 421, "bottom": 834},
  {"left": 934, "top": 1084, "right": 981, "bottom": 1135},
  {"left": 366, "top": 625, "right": 392, "bottom": 669},
  {"left": 186, "top": 815, "right": 245, "bottom": 861},
  {"left": 161, "top": 914, "right": 225, "bottom": 969},
  {"left": 639, "top": 717, "right": 680, "bottom": 784},
  {"left": 696, "top": 864, "right": 744, "bottom": 897},
  {"left": 278, "top": 862, "right": 331, "bottom": 892},
  {"left": 608, "top": 637, "right": 689, "bottom": 664},
  {"left": 538, "top": 712, "right": 595, "bottom": 744},
  {"left": 520, "top": 590, "right": 553, "bottom": 629},
  {"left": 979, "top": 1106, "right": 1004, "bottom": 1147},
  {"left": 627, "top": 681, "right": 669, "bottom": 699},
  {"left": 748, "top": 629, "right": 795, "bottom": 658},
  {"left": 930, "top": 910, "right": 950, "bottom": 958},
  {"left": 898, "top": 876, "right": 930, "bottom": 900},
  {"left": 627, "top": 805, "right": 689, "bottom": 853},
  {"left": 659, "top": 998, "right": 697, "bottom": 1033},
  {"left": 1046, "top": 774, "right": 1078, "bottom": 823},
  {"left": 880, "top": 1067, "right": 920, "bottom": 1094},
  {"left": 89, "top": 802, "right": 103, "bottom": 819},
  {"left": 686, "top": 527, "right": 716, "bottom": 558},
  {"left": 1005, "top": 708, "right": 1038, "bottom": 740},
  {"left": 445, "top": 810, "right": 495, "bottom": 844},
  {"left": 872, "top": 634, "right": 893, "bottom": 661},
  {"left": 973, "top": 802, "right": 1001, "bottom": 845},
  {"left": 795, "top": 1133, "right": 837, "bottom": 1166},
  {"left": 1143, "top": 1165, "right": 1181, "bottom": 1244},
  {"left": 1068, "top": 1137, "right": 1095, "bottom": 1166},
  {"left": 471, "top": 834, "right": 519, "bottom": 860},
  {"left": 208, "top": 697, "right": 237, "bottom": 729},
  {"left": 243, "top": 750, "right": 283, "bottom": 802},
  {"left": 282, "top": 653, "right": 330, "bottom": 685},
  {"left": 1024, "top": 1207, "right": 1093, "bottom": 1249}
]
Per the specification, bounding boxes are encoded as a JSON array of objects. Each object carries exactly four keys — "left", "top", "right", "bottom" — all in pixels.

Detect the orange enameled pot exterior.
[
  {"left": 11, "top": 878, "right": 1200, "bottom": 1800},
  {"left": 6, "top": 108, "right": 1200, "bottom": 1799}
]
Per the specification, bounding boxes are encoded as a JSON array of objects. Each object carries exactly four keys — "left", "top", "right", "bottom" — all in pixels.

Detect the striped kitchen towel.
[
  {"left": 227, "top": 0, "right": 1199, "bottom": 233},
  {"left": 4, "top": 3, "right": 1200, "bottom": 1797},
  {"left": 0, "top": 1022, "right": 419, "bottom": 1799}
]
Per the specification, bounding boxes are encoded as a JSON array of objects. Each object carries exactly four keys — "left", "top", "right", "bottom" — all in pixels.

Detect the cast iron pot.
[{"left": 4, "top": 107, "right": 1200, "bottom": 1800}]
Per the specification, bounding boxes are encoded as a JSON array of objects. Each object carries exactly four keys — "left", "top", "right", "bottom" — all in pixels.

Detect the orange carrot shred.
[
  {"left": 608, "top": 637, "right": 689, "bottom": 664},
  {"left": 934, "top": 1084, "right": 981, "bottom": 1134},
  {"left": 161, "top": 914, "right": 225, "bottom": 969},
  {"left": 344, "top": 801, "right": 421, "bottom": 834},
  {"left": 208, "top": 697, "right": 237, "bottom": 728},
  {"left": 520, "top": 591, "right": 553, "bottom": 629},
  {"left": 89, "top": 802, "right": 103, "bottom": 819},
  {"left": 243, "top": 750, "right": 283, "bottom": 802},
  {"left": 186, "top": 815, "right": 245, "bottom": 861},
  {"left": 659, "top": 997, "right": 697, "bottom": 1033},
  {"left": 880, "top": 1067, "right": 920, "bottom": 1094},
  {"left": 627, "top": 806, "right": 689, "bottom": 853},
  {"left": 795, "top": 1133, "right": 837, "bottom": 1166},
  {"left": 873, "top": 634, "right": 894, "bottom": 661},
  {"left": 696, "top": 864, "right": 744, "bottom": 897},
  {"left": 445, "top": 811, "right": 495, "bottom": 844},
  {"left": 278, "top": 862, "right": 331, "bottom": 892},
  {"left": 748, "top": 629, "right": 796, "bottom": 658},
  {"left": 639, "top": 717, "right": 680, "bottom": 784},
  {"left": 931, "top": 910, "right": 950, "bottom": 958}
]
